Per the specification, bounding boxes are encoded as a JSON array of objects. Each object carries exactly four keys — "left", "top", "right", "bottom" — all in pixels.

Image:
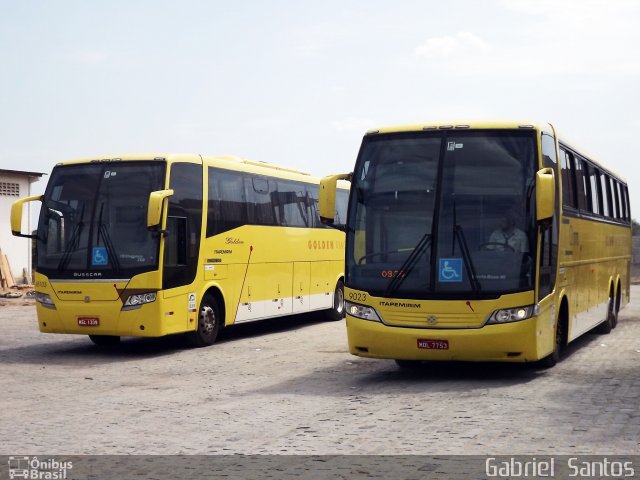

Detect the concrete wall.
[{"left": 0, "top": 172, "right": 39, "bottom": 283}]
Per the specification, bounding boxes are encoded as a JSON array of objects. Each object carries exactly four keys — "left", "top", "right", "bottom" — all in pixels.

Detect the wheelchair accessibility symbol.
[
  {"left": 439, "top": 258, "right": 462, "bottom": 283},
  {"left": 92, "top": 247, "right": 109, "bottom": 266}
]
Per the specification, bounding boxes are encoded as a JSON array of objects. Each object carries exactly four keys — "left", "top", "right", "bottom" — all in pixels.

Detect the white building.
[{"left": 0, "top": 168, "right": 45, "bottom": 284}]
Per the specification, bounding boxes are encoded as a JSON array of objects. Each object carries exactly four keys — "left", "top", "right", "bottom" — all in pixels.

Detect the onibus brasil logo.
[{"left": 8, "top": 457, "right": 72, "bottom": 479}]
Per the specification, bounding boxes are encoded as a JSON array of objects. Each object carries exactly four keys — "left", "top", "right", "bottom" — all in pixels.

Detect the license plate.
[
  {"left": 78, "top": 317, "right": 99, "bottom": 327},
  {"left": 417, "top": 339, "right": 448, "bottom": 350}
]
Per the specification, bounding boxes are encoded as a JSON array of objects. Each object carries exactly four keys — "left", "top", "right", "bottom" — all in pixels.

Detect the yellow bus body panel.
[{"left": 345, "top": 287, "right": 551, "bottom": 362}]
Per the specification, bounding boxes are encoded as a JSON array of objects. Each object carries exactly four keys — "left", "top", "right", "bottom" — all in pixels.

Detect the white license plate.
[
  {"left": 417, "top": 339, "right": 449, "bottom": 350},
  {"left": 78, "top": 317, "right": 99, "bottom": 327}
]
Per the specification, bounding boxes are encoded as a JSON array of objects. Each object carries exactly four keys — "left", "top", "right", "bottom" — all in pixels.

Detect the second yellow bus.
[{"left": 12, "top": 154, "right": 349, "bottom": 346}]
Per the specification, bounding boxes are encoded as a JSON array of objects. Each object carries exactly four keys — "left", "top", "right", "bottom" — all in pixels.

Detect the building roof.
[{"left": 0, "top": 168, "right": 46, "bottom": 178}]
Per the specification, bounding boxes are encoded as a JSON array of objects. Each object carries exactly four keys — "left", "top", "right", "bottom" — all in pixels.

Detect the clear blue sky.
[{"left": 1, "top": 0, "right": 639, "bottom": 216}]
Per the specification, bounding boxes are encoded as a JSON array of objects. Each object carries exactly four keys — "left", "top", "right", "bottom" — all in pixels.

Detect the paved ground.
[{"left": 0, "top": 287, "right": 639, "bottom": 456}]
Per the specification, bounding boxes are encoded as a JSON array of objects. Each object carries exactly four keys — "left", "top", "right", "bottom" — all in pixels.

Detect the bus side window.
[
  {"left": 612, "top": 181, "right": 621, "bottom": 219},
  {"left": 573, "top": 156, "right": 587, "bottom": 211},
  {"left": 207, "top": 168, "right": 247, "bottom": 236},
  {"left": 246, "top": 175, "right": 276, "bottom": 226},
  {"left": 165, "top": 216, "right": 187, "bottom": 266},
  {"left": 559, "top": 147, "right": 576, "bottom": 209},
  {"left": 599, "top": 171, "right": 610, "bottom": 218},
  {"left": 306, "top": 184, "right": 321, "bottom": 228},
  {"left": 335, "top": 189, "right": 349, "bottom": 225}
]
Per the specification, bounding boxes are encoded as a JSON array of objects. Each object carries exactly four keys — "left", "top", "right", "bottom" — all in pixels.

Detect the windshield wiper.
[
  {"left": 96, "top": 203, "right": 121, "bottom": 273},
  {"left": 450, "top": 199, "right": 481, "bottom": 294},
  {"left": 384, "top": 233, "right": 432, "bottom": 297},
  {"left": 57, "top": 204, "right": 85, "bottom": 272},
  {"left": 453, "top": 224, "right": 481, "bottom": 293}
]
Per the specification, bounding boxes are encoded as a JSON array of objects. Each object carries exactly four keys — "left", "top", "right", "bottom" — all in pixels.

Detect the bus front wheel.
[
  {"left": 326, "top": 280, "right": 345, "bottom": 321},
  {"left": 187, "top": 294, "right": 221, "bottom": 347},
  {"left": 537, "top": 314, "right": 566, "bottom": 369}
]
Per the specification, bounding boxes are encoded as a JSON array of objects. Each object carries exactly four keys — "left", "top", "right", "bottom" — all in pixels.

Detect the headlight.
[
  {"left": 486, "top": 304, "right": 539, "bottom": 325},
  {"left": 35, "top": 292, "right": 56, "bottom": 309},
  {"left": 123, "top": 292, "right": 157, "bottom": 310},
  {"left": 345, "top": 301, "right": 382, "bottom": 322}
]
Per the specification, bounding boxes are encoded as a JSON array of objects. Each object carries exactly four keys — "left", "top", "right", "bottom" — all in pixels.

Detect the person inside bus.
[{"left": 486, "top": 209, "right": 529, "bottom": 253}]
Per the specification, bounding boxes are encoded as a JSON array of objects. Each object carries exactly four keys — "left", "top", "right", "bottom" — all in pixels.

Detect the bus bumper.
[
  {"left": 346, "top": 315, "right": 543, "bottom": 362},
  {"left": 35, "top": 297, "right": 191, "bottom": 338}
]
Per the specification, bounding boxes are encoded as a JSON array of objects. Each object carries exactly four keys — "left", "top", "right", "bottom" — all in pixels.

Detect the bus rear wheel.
[
  {"left": 326, "top": 280, "right": 345, "bottom": 320},
  {"left": 595, "top": 296, "right": 616, "bottom": 334},
  {"left": 89, "top": 335, "right": 121, "bottom": 347},
  {"left": 187, "top": 294, "right": 221, "bottom": 347}
]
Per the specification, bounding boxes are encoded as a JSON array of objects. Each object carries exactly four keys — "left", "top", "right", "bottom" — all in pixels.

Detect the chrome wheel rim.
[
  {"left": 334, "top": 286, "right": 344, "bottom": 314},
  {"left": 200, "top": 305, "right": 215, "bottom": 336}
]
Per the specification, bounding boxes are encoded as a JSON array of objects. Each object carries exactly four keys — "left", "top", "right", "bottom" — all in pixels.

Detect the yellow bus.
[
  {"left": 320, "top": 120, "right": 631, "bottom": 368},
  {"left": 11, "top": 154, "right": 349, "bottom": 346}
]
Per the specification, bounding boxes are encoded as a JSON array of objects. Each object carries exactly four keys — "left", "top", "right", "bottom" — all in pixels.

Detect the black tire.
[
  {"left": 612, "top": 286, "right": 621, "bottom": 329},
  {"left": 326, "top": 280, "right": 345, "bottom": 321},
  {"left": 89, "top": 335, "right": 121, "bottom": 347},
  {"left": 595, "top": 296, "right": 615, "bottom": 334},
  {"left": 537, "top": 314, "right": 565, "bottom": 369},
  {"left": 187, "top": 294, "right": 221, "bottom": 347}
]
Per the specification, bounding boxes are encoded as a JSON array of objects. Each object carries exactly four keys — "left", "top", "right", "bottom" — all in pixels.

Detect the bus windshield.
[
  {"left": 36, "top": 162, "right": 166, "bottom": 279},
  {"left": 346, "top": 130, "right": 538, "bottom": 299}
]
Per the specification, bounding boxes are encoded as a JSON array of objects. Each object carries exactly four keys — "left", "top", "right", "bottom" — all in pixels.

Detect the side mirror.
[
  {"left": 319, "top": 173, "right": 351, "bottom": 226},
  {"left": 536, "top": 168, "right": 555, "bottom": 222},
  {"left": 11, "top": 195, "right": 42, "bottom": 238},
  {"left": 147, "top": 189, "right": 174, "bottom": 229}
]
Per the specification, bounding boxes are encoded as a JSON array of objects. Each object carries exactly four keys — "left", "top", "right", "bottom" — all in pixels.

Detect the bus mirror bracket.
[
  {"left": 147, "top": 189, "right": 174, "bottom": 230},
  {"left": 11, "top": 195, "right": 42, "bottom": 238},
  {"left": 535, "top": 167, "right": 555, "bottom": 222},
  {"left": 319, "top": 173, "right": 351, "bottom": 228}
]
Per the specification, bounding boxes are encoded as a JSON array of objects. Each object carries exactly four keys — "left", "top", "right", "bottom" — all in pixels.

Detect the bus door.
[{"left": 162, "top": 162, "right": 203, "bottom": 330}]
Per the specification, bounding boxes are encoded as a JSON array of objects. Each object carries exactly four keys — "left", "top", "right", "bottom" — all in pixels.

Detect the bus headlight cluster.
[
  {"left": 35, "top": 292, "right": 56, "bottom": 309},
  {"left": 487, "top": 304, "right": 539, "bottom": 324},
  {"left": 123, "top": 292, "right": 157, "bottom": 310},
  {"left": 345, "top": 301, "right": 382, "bottom": 322}
]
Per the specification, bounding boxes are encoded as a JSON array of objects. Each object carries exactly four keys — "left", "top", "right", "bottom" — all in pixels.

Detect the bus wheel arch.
[
  {"left": 596, "top": 283, "right": 616, "bottom": 334},
  {"left": 537, "top": 296, "right": 568, "bottom": 369},
  {"left": 187, "top": 287, "right": 225, "bottom": 347}
]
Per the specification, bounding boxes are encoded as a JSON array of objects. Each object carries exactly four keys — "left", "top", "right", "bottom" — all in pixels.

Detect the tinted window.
[
  {"left": 207, "top": 167, "right": 331, "bottom": 232},
  {"left": 624, "top": 186, "right": 631, "bottom": 221},
  {"left": 599, "top": 172, "right": 610, "bottom": 217},
  {"left": 163, "top": 163, "right": 202, "bottom": 289},
  {"left": 274, "top": 180, "right": 309, "bottom": 227},
  {"left": 335, "top": 189, "right": 349, "bottom": 225},
  {"left": 347, "top": 130, "right": 537, "bottom": 299},
  {"left": 560, "top": 148, "right": 576, "bottom": 209},
  {"left": 207, "top": 168, "right": 247, "bottom": 236},
  {"left": 36, "top": 162, "right": 165, "bottom": 279},
  {"left": 612, "top": 181, "right": 621, "bottom": 219},
  {"left": 573, "top": 156, "right": 587, "bottom": 211},
  {"left": 584, "top": 163, "right": 600, "bottom": 215},
  {"left": 247, "top": 176, "right": 277, "bottom": 226}
]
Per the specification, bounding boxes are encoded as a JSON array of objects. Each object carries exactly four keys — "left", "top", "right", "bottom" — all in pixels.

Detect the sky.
[{"left": 1, "top": 0, "right": 639, "bottom": 216}]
